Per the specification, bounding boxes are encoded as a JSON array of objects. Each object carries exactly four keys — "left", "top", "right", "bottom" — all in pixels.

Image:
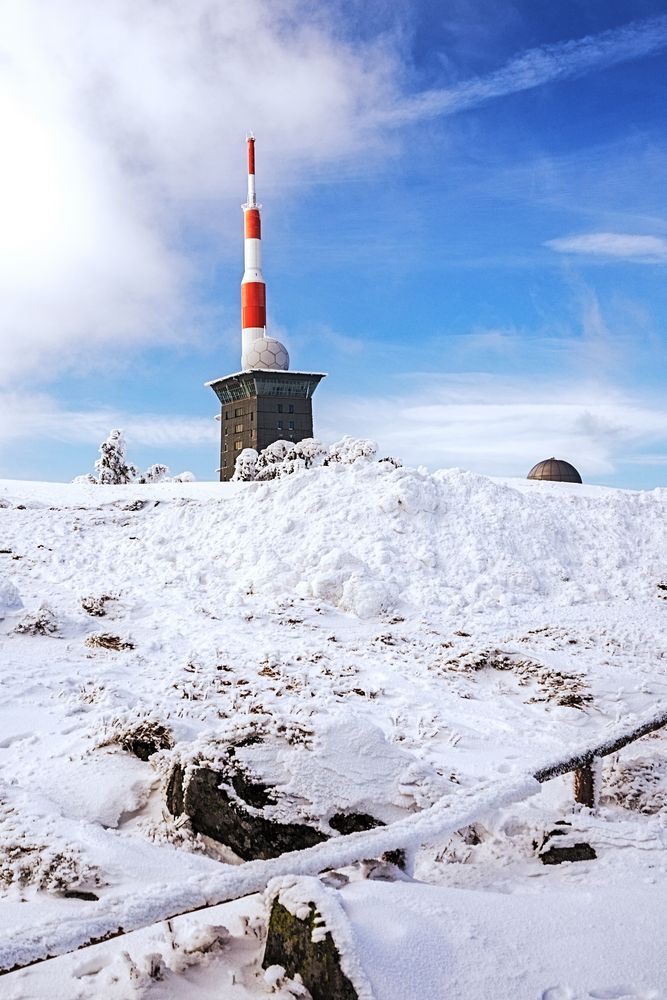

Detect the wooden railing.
[
  {"left": 2, "top": 707, "right": 666, "bottom": 976},
  {"left": 533, "top": 706, "right": 667, "bottom": 805}
]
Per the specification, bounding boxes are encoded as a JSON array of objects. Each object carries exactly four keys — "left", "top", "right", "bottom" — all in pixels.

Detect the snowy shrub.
[
  {"left": 98, "top": 715, "right": 174, "bottom": 760},
  {"left": 601, "top": 754, "right": 667, "bottom": 814},
  {"left": 80, "top": 594, "right": 116, "bottom": 617},
  {"left": 137, "top": 463, "right": 169, "bottom": 484},
  {"left": 442, "top": 648, "right": 592, "bottom": 708},
  {"left": 255, "top": 439, "right": 293, "bottom": 480},
  {"left": 135, "top": 464, "right": 195, "bottom": 484},
  {"left": 233, "top": 436, "right": 378, "bottom": 482},
  {"left": 0, "top": 831, "right": 102, "bottom": 894},
  {"left": 112, "top": 924, "right": 230, "bottom": 992},
  {"left": 233, "top": 448, "right": 259, "bottom": 481},
  {"left": 74, "top": 429, "right": 196, "bottom": 485},
  {"left": 85, "top": 632, "right": 135, "bottom": 651},
  {"left": 79, "top": 682, "right": 108, "bottom": 705},
  {"left": 0, "top": 801, "right": 104, "bottom": 896},
  {"left": 326, "top": 435, "right": 377, "bottom": 465},
  {"left": 14, "top": 602, "right": 58, "bottom": 635},
  {"left": 253, "top": 438, "right": 329, "bottom": 481}
]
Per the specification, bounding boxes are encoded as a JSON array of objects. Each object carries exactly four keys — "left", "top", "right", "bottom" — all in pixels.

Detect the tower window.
[
  {"left": 234, "top": 407, "right": 243, "bottom": 417},
  {"left": 277, "top": 420, "right": 283, "bottom": 430},
  {"left": 235, "top": 423, "right": 243, "bottom": 433},
  {"left": 288, "top": 421, "right": 295, "bottom": 431},
  {"left": 277, "top": 404, "right": 283, "bottom": 413},
  {"left": 288, "top": 404, "right": 294, "bottom": 414},
  {"left": 234, "top": 440, "right": 243, "bottom": 451}
]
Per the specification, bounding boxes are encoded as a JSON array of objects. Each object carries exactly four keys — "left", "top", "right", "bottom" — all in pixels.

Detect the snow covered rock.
[
  {"left": 167, "top": 761, "right": 327, "bottom": 860},
  {"left": 263, "top": 892, "right": 359, "bottom": 1000},
  {"left": 538, "top": 822, "right": 597, "bottom": 865},
  {"left": 166, "top": 718, "right": 444, "bottom": 860}
]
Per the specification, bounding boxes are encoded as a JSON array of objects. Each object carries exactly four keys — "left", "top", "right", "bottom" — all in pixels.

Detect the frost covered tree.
[
  {"left": 232, "top": 436, "right": 378, "bottom": 482},
  {"left": 326, "top": 436, "right": 377, "bottom": 465},
  {"left": 232, "top": 449, "right": 259, "bottom": 481},
  {"left": 137, "top": 466, "right": 195, "bottom": 484},
  {"left": 137, "top": 464, "right": 169, "bottom": 484},
  {"left": 95, "top": 430, "right": 138, "bottom": 485},
  {"left": 74, "top": 430, "right": 196, "bottom": 484},
  {"left": 257, "top": 438, "right": 328, "bottom": 480}
]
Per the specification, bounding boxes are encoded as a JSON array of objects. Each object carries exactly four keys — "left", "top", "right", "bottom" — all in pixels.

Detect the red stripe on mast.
[
  {"left": 241, "top": 282, "right": 266, "bottom": 329},
  {"left": 244, "top": 209, "right": 261, "bottom": 240}
]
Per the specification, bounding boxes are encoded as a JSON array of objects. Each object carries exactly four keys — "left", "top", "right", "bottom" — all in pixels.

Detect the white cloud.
[
  {"left": 317, "top": 374, "right": 667, "bottom": 478},
  {"left": 3, "top": 370, "right": 667, "bottom": 483},
  {"left": 545, "top": 232, "right": 667, "bottom": 262},
  {"left": 0, "top": 390, "right": 217, "bottom": 448},
  {"left": 0, "top": 0, "right": 399, "bottom": 385},
  {"left": 1, "top": 4, "right": 665, "bottom": 393},
  {"left": 382, "top": 13, "right": 667, "bottom": 125}
]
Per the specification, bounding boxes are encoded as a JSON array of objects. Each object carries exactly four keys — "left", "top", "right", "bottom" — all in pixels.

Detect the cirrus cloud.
[
  {"left": 316, "top": 373, "right": 667, "bottom": 479},
  {"left": 545, "top": 232, "right": 667, "bottom": 262}
]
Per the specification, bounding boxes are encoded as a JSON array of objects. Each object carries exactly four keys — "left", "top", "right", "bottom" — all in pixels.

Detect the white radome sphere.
[{"left": 245, "top": 337, "right": 289, "bottom": 371}]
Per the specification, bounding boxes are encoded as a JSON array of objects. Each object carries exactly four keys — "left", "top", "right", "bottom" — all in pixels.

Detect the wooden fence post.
[{"left": 573, "top": 759, "right": 597, "bottom": 808}]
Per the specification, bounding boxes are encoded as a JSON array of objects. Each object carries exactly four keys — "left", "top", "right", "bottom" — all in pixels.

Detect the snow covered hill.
[{"left": 1, "top": 463, "right": 666, "bottom": 998}]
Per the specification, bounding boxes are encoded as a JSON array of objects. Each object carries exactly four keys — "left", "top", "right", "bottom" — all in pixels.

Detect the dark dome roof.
[{"left": 527, "top": 457, "right": 582, "bottom": 484}]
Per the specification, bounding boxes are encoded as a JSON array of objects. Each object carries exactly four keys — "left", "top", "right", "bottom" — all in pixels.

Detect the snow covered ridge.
[
  {"left": 3, "top": 460, "right": 665, "bottom": 621},
  {"left": 2, "top": 464, "right": 667, "bottom": 995}
]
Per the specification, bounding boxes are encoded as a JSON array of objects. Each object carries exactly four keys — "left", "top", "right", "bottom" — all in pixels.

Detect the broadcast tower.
[{"left": 206, "top": 136, "right": 326, "bottom": 481}]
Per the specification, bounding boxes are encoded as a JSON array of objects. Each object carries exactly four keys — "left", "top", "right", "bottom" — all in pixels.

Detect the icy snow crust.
[{"left": 1, "top": 464, "right": 667, "bottom": 997}]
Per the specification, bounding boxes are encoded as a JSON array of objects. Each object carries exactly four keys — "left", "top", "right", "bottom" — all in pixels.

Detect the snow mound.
[
  {"left": 32, "top": 751, "right": 154, "bottom": 828},
  {"left": 2, "top": 464, "right": 667, "bottom": 622},
  {"left": 205, "top": 462, "right": 667, "bottom": 618},
  {"left": 0, "top": 577, "right": 22, "bottom": 619}
]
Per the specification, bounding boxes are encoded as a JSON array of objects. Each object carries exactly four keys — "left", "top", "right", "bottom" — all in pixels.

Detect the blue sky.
[{"left": 1, "top": 0, "right": 667, "bottom": 486}]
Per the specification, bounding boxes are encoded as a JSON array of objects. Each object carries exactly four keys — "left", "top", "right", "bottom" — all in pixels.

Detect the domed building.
[{"left": 527, "top": 458, "right": 582, "bottom": 484}]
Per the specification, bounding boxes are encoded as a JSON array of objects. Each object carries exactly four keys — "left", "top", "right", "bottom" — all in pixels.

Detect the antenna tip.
[{"left": 246, "top": 131, "right": 255, "bottom": 142}]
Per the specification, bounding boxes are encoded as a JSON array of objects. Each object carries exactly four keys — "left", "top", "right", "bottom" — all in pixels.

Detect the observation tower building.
[{"left": 205, "top": 135, "right": 325, "bottom": 481}]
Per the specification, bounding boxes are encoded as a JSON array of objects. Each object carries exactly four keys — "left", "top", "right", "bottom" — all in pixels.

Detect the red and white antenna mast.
[
  {"left": 240, "top": 133, "right": 266, "bottom": 368},
  {"left": 240, "top": 135, "right": 289, "bottom": 371}
]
